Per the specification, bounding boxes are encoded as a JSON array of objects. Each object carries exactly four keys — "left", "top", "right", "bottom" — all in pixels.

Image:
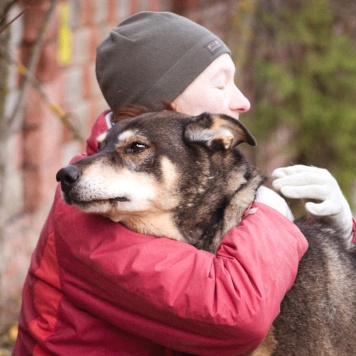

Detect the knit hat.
[{"left": 96, "top": 11, "right": 231, "bottom": 112}]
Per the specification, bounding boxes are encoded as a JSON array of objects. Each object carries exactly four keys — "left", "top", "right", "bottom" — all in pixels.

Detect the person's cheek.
[{"left": 210, "top": 94, "right": 227, "bottom": 114}]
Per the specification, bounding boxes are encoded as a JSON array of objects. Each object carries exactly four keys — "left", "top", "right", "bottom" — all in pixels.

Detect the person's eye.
[{"left": 216, "top": 84, "right": 226, "bottom": 90}]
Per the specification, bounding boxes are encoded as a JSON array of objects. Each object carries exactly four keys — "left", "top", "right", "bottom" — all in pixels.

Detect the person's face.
[{"left": 171, "top": 53, "right": 250, "bottom": 120}]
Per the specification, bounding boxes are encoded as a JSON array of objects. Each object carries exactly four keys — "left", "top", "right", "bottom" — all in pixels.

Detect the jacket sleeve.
[{"left": 53, "top": 186, "right": 307, "bottom": 355}]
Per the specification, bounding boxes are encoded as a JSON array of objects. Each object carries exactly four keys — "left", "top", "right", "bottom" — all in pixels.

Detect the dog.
[{"left": 56, "top": 111, "right": 356, "bottom": 355}]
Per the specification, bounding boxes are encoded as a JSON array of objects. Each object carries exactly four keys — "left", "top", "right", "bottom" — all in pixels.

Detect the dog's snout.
[{"left": 56, "top": 166, "right": 81, "bottom": 185}]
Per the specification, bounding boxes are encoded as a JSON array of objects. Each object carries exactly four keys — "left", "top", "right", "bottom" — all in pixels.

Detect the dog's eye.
[{"left": 124, "top": 142, "right": 147, "bottom": 154}]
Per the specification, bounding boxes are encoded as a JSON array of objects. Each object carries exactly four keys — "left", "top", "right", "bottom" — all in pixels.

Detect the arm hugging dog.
[{"left": 55, "top": 111, "right": 356, "bottom": 355}]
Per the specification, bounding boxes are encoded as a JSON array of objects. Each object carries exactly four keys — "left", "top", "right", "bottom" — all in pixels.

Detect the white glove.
[
  {"left": 272, "top": 165, "right": 353, "bottom": 242},
  {"left": 255, "top": 186, "right": 294, "bottom": 221}
]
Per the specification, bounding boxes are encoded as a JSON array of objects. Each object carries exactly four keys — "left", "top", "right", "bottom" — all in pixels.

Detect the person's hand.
[
  {"left": 255, "top": 186, "right": 294, "bottom": 221},
  {"left": 272, "top": 165, "right": 353, "bottom": 242}
]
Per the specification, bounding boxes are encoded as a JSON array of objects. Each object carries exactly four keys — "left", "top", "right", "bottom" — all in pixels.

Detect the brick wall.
[{"left": 0, "top": 0, "right": 234, "bottom": 331}]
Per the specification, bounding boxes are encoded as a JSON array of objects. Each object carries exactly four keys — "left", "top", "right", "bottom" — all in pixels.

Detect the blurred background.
[{"left": 0, "top": 0, "right": 355, "bottom": 351}]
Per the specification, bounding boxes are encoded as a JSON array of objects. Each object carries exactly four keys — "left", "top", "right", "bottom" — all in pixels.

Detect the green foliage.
[{"left": 246, "top": 0, "right": 356, "bottom": 200}]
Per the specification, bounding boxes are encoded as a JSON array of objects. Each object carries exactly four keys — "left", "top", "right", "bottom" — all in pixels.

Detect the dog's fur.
[{"left": 57, "top": 111, "right": 356, "bottom": 355}]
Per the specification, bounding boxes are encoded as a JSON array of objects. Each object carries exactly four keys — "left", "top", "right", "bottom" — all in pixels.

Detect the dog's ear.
[
  {"left": 184, "top": 113, "right": 256, "bottom": 150},
  {"left": 96, "top": 131, "right": 108, "bottom": 151}
]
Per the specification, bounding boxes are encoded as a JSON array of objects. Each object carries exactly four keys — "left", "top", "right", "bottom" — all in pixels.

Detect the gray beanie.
[{"left": 96, "top": 11, "right": 231, "bottom": 112}]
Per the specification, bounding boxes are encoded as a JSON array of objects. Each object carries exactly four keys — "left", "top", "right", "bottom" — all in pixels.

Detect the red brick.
[
  {"left": 91, "top": 0, "right": 108, "bottom": 24},
  {"left": 36, "top": 40, "right": 60, "bottom": 82},
  {"left": 52, "top": 69, "right": 67, "bottom": 108},
  {"left": 88, "top": 97, "right": 100, "bottom": 129},
  {"left": 89, "top": 27, "right": 101, "bottom": 62},
  {"left": 20, "top": 22, "right": 59, "bottom": 83},
  {"left": 11, "top": 46, "right": 23, "bottom": 87},
  {"left": 130, "top": 0, "right": 140, "bottom": 14},
  {"left": 79, "top": 0, "right": 93, "bottom": 26},
  {"left": 107, "top": 0, "right": 117, "bottom": 24},
  {"left": 82, "top": 64, "right": 92, "bottom": 100},
  {"left": 24, "top": 79, "right": 65, "bottom": 127},
  {"left": 21, "top": 8, "right": 46, "bottom": 42},
  {"left": 150, "top": 0, "right": 161, "bottom": 11},
  {"left": 14, "top": 131, "right": 25, "bottom": 171},
  {"left": 22, "top": 168, "right": 40, "bottom": 211},
  {"left": 23, "top": 86, "right": 45, "bottom": 128},
  {"left": 23, "top": 163, "right": 58, "bottom": 211},
  {"left": 61, "top": 116, "right": 79, "bottom": 143},
  {"left": 23, "top": 128, "right": 47, "bottom": 168},
  {"left": 23, "top": 80, "right": 64, "bottom": 167},
  {"left": 21, "top": 0, "right": 58, "bottom": 43}
]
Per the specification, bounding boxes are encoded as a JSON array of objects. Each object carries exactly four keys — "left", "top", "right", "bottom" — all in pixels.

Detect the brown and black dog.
[{"left": 57, "top": 111, "right": 356, "bottom": 355}]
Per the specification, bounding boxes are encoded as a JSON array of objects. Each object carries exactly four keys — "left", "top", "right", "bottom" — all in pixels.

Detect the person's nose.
[{"left": 230, "top": 86, "right": 251, "bottom": 113}]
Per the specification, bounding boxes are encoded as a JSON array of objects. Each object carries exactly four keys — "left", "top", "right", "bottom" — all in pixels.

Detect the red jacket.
[{"left": 12, "top": 111, "right": 349, "bottom": 355}]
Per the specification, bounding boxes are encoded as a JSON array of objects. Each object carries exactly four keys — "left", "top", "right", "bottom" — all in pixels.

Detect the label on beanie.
[{"left": 205, "top": 39, "right": 222, "bottom": 55}]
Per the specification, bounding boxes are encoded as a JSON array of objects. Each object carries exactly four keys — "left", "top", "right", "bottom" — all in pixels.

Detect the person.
[{"left": 13, "top": 11, "right": 355, "bottom": 356}]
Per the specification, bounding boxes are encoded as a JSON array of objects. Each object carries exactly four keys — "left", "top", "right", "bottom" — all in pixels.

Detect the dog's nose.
[{"left": 56, "top": 165, "right": 81, "bottom": 185}]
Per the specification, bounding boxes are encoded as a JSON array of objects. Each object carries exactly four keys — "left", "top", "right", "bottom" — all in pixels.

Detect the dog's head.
[{"left": 56, "top": 111, "right": 256, "bottom": 240}]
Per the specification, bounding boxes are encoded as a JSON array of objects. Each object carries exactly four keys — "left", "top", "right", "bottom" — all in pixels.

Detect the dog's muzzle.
[{"left": 56, "top": 165, "right": 130, "bottom": 204}]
